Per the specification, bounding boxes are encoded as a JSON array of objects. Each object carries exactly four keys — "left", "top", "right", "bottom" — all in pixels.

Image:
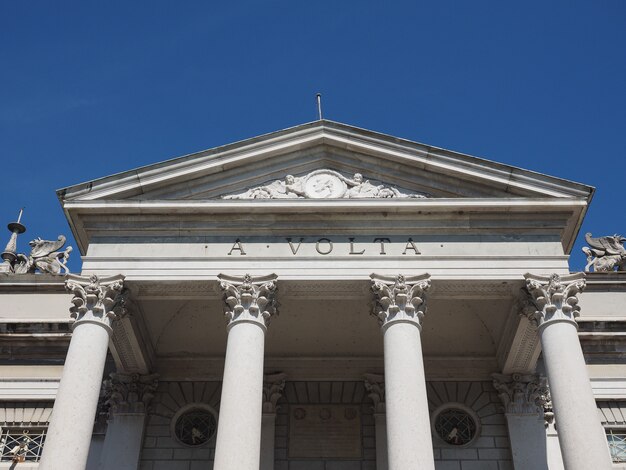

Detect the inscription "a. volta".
[{"left": 227, "top": 237, "right": 421, "bottom": 256}]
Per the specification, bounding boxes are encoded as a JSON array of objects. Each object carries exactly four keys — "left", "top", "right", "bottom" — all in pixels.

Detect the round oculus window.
[
  {"left": 433, "top": 407, "right": 478, "bottom": 446},
  {"left": 173, "top": 407, "right": 217, "bottom": 447}
]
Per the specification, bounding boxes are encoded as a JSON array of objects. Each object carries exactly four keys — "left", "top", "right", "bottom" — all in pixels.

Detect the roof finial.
[
  {"left": 316, "top": 93, "right": 323, "bottom": 120},
  {"left": 0, "top": 208, "right": 26, "bottom": 274}
]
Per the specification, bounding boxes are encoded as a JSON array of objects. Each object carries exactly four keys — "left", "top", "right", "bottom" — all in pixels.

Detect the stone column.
[
  {"left": 99, "top": 373, "right": 159, "bottom": 470},
  {"left": 524, "top": 273, "right": 612, "bottom": 469},
  {"left": 370, "top": 273, "right": 435, "bottom": 470},
  {"left": 213, "top": 274, "right": 278, "bottom": 470},
  {"left": 39, "top": 274, "right": 126, "bottom": 470},
  {"left": 260, "top": 373, "right": 286, "bottom": 470},
  {"left": 492, "top": 373, "right": 550, "bottom": 470},
  {"left": 364, "top": 373, "right": 388, "bottom": 470}
]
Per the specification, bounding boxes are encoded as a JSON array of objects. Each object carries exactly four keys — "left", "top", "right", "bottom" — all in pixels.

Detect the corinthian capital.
[
  {"left": 523, "top": 273, "right": 585, "bottom": 328},
  {"left": 492, "top": 373, "right": 550, "bottom": 415},
  {"left": 218, "top": 273, "right": 278, "bottom": 331},
  {"left": 370, "top": 273, "right": 431, "bottom": 331},
  {"left": 65, "top": 274, "right": 127, "bottom": 332},
  {"left": 104, "top": 373, "right": 159, "bottom": 415},
  {"left": 263, "top": 372, "right": 287, "bottom": 413}
]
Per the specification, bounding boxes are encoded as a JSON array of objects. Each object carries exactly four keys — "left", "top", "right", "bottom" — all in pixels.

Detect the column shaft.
[
  {"left": 505, "top": 414, "right": 548, "bottom": 469},
  {"left": 374, "top": 412, "right": 388, "bottom": 470},
  {"left": 540, "top": 321, "right": 611, "bottom": 469},
  {"left": 213, "top": 322, "right": 266, "bottom": 470},
  {"left": 99, "top": 414, "right": 147, "bottom": 470},
  {"left": 260, "top": 413, "right": 276, "bottom": 470},
  {"left": 384, "top": 322, "right": 434, "bottom": 470},
  {"left": 39, "top": 322, "right": 110, "bottom": 470}
]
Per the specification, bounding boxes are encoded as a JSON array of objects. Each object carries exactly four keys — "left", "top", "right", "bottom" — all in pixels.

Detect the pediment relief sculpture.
[
  {"left": 222, "top": 169, "right": 431, "bottom": 200},
  {"left": 582, "top": 232, "right": 626, "bottom": 272}
]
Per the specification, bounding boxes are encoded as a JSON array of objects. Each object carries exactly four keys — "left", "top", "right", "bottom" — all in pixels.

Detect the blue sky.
[{"left": 1, "top": 1, "right": 625, "bottom": 272}]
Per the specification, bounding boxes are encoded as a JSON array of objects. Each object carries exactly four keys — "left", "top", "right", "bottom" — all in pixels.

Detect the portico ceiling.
[{"left": 124, "top": 279, "right": 525, "bottom": 381}]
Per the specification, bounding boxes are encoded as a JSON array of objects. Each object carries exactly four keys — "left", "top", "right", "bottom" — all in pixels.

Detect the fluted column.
[
  {"left": 364, "top": 374, "right": 388, "bottom": 470},
  {"left": 524, "top": 273, "right": 612, "bottom": 469},
  {"left": 260, "top": 373, "right": 286, "bottom": 470},
  {"left": 213, "top": 274, "right": 278, "bottom": 470},
  {"left": 492, "top": 373, "right": 550, "bottom": 470},
  {"left": 99, "top": 373, "right": 159, "bottom": 470},
  {"left": 39, "top": 274, "right": 126, "bottom": 470},
  {"left": 370, "top": 273, "right": 435, "bottom": 470}
]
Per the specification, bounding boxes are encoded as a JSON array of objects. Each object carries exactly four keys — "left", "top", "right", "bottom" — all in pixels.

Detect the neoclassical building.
[{"left": 1, "top": 120, "right": 625, "bottom": 470}]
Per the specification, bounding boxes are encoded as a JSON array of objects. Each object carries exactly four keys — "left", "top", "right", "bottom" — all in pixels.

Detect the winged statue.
[
  {"left": 13, "top": 235, "right": 73, "bottom": 274},
  {"left": 582, "top": 233, "right": 626, "bottom": 272}
]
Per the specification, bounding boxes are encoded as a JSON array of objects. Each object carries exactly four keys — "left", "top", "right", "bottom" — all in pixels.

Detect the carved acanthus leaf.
[
  {"left": 218, "top": 273, "right": 278, "bottom": 330},
  {"left": 370, "top": 273, "right": 431, "bottom": 331},
  {"left": 103, "top": 373, "right": 159, "bottom": 415},
  {"left": 263, "top": 372, "right": 287, "bottom": 413},
  {"left": 222, "top": 169, "right": 430, "bottom": 200},
  {"left": 364, "top": 373, "right": 385, "bottom": 413},
  {"left": 492, "top": 373, "right": 549, "bottom": 415},
  {"left": 523, "top": 273, "right": 585, "bottom": 328},
  {"left": 65, "top": 274, "right": 127, "bottom": 331}
]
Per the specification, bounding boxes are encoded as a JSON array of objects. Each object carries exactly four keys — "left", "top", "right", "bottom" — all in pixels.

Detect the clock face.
[{"left": 303, "top": 171, "right": 347, "bottom": 198}]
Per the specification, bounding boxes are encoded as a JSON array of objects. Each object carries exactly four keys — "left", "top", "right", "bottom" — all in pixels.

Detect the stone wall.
[
  {"left": 275, "top": 380, "right": 376, "bottom": 470},
  {"left": 139, "top": 381, "right": 221, "bottom": 470},
  {"left": 137, "top": 380, "right": 512, "bottom": 470},
  {"left": 428, "top": 381, "right": 512, "bottom": 470}
]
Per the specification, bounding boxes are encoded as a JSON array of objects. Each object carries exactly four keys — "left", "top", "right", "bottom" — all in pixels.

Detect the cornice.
[{"left": 58, "top": 122, "right": 592, "bottom": 203}]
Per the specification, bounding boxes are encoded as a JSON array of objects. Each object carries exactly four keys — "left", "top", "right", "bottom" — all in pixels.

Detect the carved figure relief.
[
  {"left": 222, "top": 169, "right": 430, "bottom": 200},
  {"left": 582, "top": 232, "right": 626, "bottom": 272}
]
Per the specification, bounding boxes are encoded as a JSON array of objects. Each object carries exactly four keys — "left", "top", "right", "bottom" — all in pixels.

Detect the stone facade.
[{"left": 0, "top": 120, "right": 625, "bottom": 470}]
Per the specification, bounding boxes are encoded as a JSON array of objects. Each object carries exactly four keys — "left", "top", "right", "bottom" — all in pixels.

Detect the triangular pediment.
[
  {"left": 58, "top": 121, "right": 593, "bottom": 256},
  {"left": 57, "top": 120, "right": 592, "bottom": 202}
]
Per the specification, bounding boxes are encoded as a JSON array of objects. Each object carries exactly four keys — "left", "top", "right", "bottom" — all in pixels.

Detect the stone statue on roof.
[{"left": 582, "top": 233, "right": 626, "bottom": 272}]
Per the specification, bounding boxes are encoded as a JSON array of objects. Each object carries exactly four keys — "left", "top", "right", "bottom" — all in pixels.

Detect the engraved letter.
[
  {"left": 373, "top": 237, "right": 390, "bottom": 255},
  {"left": 228, "top": 239, "right": 247, "bottom": 256},
  {"left": 286, "top": 237, "right": 304, "bottom": 255},
  {"left": 402, "top": 238, "right": 421, "bottom": 255},
  {"left": 349, "top": 238, "right": 365, "bottom": 255},
  {"left": 315, "top": 238, "right": 333, "bottom": 255}
]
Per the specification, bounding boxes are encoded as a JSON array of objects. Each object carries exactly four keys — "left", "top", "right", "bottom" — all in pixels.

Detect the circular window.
[
  {"left": 433, "top": 406, "right": 478, "bottom": 446},
  {"left": 172, "top": 405, "right": 217, "bottom": 447}
]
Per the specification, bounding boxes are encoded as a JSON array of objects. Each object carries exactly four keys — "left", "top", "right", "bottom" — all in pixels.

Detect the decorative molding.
[
  {"left": 262, "top": 373, "right": 287, "bottom": 413},
  {"left": 103, "top": 372, "right": 159, "bottom": 415},
  {"left": 429, "top": 281, "right": 515, "bottom": 299},
  {"left": 503, "top": 309, "right": 541, "bottom": 374},
  {"left": 222, "top": 169, "right": 430, "bottom": 200},
  {"left": 110, "top": 317, "right": 148, "bottom": 374},
  {"left": 582, "top": 233, "right": 626, "bottom": 272},
  {"left": 281, "top": 281, "right": 370, "bottom": 299},
  {"left": 133, "top": 281, "right": 220, "bottom": 299},
  {"left": 218, "top": 273, "right": 278, "bottom": 331},
  {"left": 370, "top": 273, "right": 431, "bottom": 331},
  {"left": 491, "top": 373, "right": 549, "bottom": 415},
  {"left": 65, "top": 274, "right": 127, "bottom": 332},
  {"left": 363, "top": 373, "right": 385, "bottom": 413},
  {"left": 523, "top": 272, "right": 586, "bottom": 329}
]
